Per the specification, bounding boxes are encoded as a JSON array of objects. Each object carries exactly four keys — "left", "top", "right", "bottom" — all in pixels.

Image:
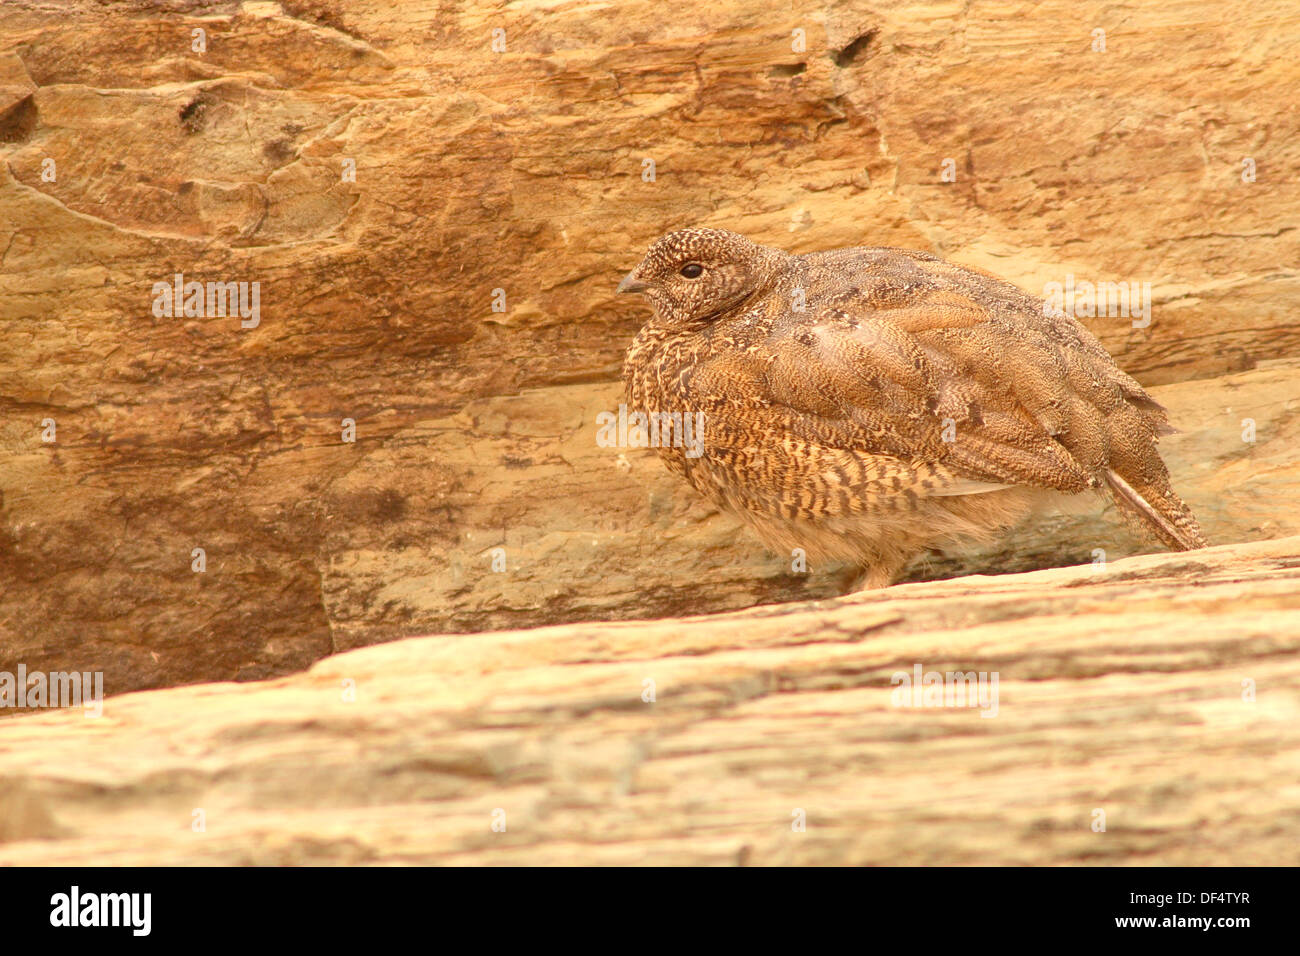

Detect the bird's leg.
[{"left": 846, "top": 557, "right": 909, "bottom": 592}]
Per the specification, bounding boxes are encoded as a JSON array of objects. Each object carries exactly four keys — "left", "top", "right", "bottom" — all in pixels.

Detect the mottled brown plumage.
[{"left": 619, "top": 227, "right": 1207, "bottom": 588}]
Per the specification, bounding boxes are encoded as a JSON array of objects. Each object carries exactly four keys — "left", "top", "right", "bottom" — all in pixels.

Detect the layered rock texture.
[
  {"left": 2, "top": 0, "right": 1298, "bottom": 706},
  {"left": 1, "top": 538, "right": 1297, "bottom": 865}
]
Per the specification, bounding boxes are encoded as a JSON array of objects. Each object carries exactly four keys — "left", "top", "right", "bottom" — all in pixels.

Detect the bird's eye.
[{"left": 680, "top": 263, "right": 704, "bottom": 279}]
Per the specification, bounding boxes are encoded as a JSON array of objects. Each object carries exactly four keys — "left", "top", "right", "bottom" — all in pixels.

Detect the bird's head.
[{"left": 617, "top": 228, "right": 787, "bottom": 326}]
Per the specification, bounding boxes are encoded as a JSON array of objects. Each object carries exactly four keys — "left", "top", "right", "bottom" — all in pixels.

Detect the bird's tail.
[{"left": 1104, "top": 469, "right": 1208, "bottom": 551}]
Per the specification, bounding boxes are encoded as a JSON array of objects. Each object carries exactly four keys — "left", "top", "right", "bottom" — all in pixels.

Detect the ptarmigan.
[{"left": 618, "top": 227, "right": 1206, "bottom": 588}]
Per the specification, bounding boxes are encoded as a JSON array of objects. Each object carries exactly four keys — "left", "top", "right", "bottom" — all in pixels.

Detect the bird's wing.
[{"left": 745, "top": 248, "right": 1172, "bottom": 496}]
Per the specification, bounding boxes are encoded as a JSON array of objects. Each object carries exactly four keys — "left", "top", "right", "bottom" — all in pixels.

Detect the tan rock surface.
[
  {"left": 2, "top": 1, "right": 1298, "bottom": 693},
  {"left": 1, "top": 536, "right": 1297, "bottom": 865}
]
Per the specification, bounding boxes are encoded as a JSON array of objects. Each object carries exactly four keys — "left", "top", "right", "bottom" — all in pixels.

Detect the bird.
[{"left": 617, "top": 227, "right": 1207, "bottom": 588}]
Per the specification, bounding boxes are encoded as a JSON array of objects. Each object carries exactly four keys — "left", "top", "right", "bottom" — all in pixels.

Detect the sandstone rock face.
[
  {"left": 1, "top": 538, "right": 1297, "bottom": 865},
  {"left": 2, "top": 0, "right": 1298, "bottom": 695}
]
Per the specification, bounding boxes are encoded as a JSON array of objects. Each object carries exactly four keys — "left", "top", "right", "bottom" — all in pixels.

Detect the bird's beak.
[{"left": 617, "top": 271, "right": 649, "bottom": 295}]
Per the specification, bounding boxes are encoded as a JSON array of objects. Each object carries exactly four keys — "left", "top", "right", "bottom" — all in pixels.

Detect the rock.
[
  {"left": 2, "top": 0, "right": 1298, "bottom": 693},
  {"left": 1, "top": 537, "right": 1297, "bottom": 865}
]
